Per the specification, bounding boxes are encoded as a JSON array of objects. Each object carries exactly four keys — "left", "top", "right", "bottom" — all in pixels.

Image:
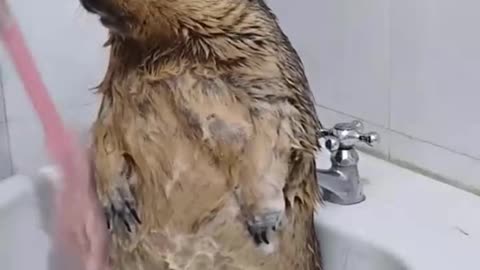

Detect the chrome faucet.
[{"left": 317, "top": 120, "right": 380, "bottom": 205}]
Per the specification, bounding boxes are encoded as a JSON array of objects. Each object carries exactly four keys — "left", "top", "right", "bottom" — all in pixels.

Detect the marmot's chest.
[{"left": 108, "top": 71, "right": 254, "bottom": 161}]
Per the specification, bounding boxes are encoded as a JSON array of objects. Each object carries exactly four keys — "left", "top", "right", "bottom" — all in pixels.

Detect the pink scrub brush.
[
  {"left": 0, "top": 2, "right": 80, "bottom": 171},
  {"left": 1, "top": 3, "right": 109, "bottom": 270}
]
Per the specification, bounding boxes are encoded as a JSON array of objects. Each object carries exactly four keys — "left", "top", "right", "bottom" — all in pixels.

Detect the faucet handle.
[
  {"left": 334, "top": 120, "right": 364, "bottom": 133},
  {"left": 320, "top": 120, "right": 380, "bottom": 150},
  {"left": 359, "top": 132, "right": 380, "bottom": 146},
  {"left": 324, "top": 136, "right": 340, "bottom": 152}
]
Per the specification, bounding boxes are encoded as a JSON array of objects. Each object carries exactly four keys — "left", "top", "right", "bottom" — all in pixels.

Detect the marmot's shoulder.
[{"left": 91, "top": 0, "right": 321, "bottom": 144}]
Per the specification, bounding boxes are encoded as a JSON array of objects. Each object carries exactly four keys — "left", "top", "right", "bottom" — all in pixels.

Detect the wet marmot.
[{"left": 80, "top": 0, "right": 323, "bottom": 269}]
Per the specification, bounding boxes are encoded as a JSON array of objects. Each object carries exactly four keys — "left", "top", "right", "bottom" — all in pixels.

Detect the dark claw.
[
  {"left": 126, "top": 201, "right": 142, "bottom": 224},
  {"left": 261, "top": 231, "right": 269, "bottom": 244},
  {"left": 253, "top": 233, "right": 262, "bottom": 245},
  {"left": 247, "top": 211, "right": 284, "bottom": 245},
  {"left": 247, "top": 224, "right": 271, "bottom": 245},
  {"left": 115, "top": 202, "right": 141, "bottom": 233},
  {"left": 105, "top": 209, "right": 111, "bottom": 230},
  {"left": 104, "top": 188, "right": 142, "bottom": 234},
  {"left": 106, "top": 202, "right": 141, "bottom": 233},
  {"left": 248, "top": 226, "right": 263, "bottom": 245},
  {"left": 123, "top": 219, "right": 132, "bottom": 232}
]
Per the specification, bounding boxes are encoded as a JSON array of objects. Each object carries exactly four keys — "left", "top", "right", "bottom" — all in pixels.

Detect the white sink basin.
[
  {"left": 0, "top": 152, "right": 479, "bottom": 270},
  {"left": 316, "top": 223, "right": 408, "bottom": 270},
  {"left": 314, "top": 152, "right": 480, "bottom": 270}
]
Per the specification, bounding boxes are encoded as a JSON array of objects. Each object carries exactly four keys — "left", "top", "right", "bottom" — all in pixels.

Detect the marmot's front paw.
[
  {"left": 247, "top": 211, "right": 285, "bottom": 245},
  {"left": 104, "top": 180, "right": 141, "bottom": 233}
]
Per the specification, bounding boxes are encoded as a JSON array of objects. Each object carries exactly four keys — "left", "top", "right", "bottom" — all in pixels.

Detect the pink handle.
[
  {"left": 1, "top": 23, "right": 66, "bottom": 140},
  {"left": 0, "top": 5, "right": 81, "bottom": 175},
  {"left": 1, "top": 9, "right": 110, "bottom": 270}
]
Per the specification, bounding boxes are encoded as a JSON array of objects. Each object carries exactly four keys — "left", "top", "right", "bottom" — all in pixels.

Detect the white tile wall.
[
  {"left": 1, "top": 0, "right": 480, "bottom": 193},
  {"left": 7, "top": 103, "right": 99, "bottom": 174},
  {"left": 390, "top": 0, "right": 480, "bottom": 159},
  {"left": 0, "top": 0, "right": 106, "bottom": 176},
  {"left": 389, "top": 132, "right": 480, "bottom": 192},
  {"left": 269, "top": 0, "right": 480, "bottom": 193},
  {"left": 270, "top": 0, "right": 391, "bottom": 127},
  {"left": 1, "top": 0, "right": 107, "bottom": 122}
]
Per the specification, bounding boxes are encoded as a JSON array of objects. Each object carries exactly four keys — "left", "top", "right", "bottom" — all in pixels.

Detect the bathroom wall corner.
[{"left": 0, "top": 67, "right": 14, "bottom": 179}]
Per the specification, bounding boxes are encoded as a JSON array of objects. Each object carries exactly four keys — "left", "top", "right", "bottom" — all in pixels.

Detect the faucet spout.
[{"left": 317, "top": 165, "right": 365, "bottom": 205}]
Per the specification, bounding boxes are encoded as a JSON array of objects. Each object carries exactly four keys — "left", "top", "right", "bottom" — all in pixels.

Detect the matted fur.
[{"left": 82, "top": 0, "right": 323, "bottom": 269}]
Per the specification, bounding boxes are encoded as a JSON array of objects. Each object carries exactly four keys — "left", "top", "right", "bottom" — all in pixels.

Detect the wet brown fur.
[{"left": 87, "top": 0, "right": 323, "bottom": 269}]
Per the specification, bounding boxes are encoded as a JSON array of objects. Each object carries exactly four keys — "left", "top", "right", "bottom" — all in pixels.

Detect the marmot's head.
[{"left": 80, "top": 0, "right": 277, "bottom": 44}]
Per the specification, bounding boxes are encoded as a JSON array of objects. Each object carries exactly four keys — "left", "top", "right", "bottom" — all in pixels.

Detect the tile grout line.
[
  {"left": 386, "top": 0, "right": 393, "bottom": 161},
  {"left": 316, "top": 104, "right": 387, "bottom": 129},
  {"left": 389, "top": 130, "right": 480, "bottom": 161},
  {"left": 0, "top": 65, "right": 15, "bottom": 176}
]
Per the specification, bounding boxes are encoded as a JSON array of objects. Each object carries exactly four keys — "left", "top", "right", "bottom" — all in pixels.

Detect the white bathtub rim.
[{"left": 0, "top": 174, "right": 36, "bottom": 210}]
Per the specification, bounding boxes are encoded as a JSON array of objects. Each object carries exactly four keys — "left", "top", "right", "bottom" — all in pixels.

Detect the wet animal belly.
[
  {"left": 130, "top": 131, "right": 236, "bottom": 231},
  {"left": 111, "top": 126, "right": 283, "bottom": 269}
]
